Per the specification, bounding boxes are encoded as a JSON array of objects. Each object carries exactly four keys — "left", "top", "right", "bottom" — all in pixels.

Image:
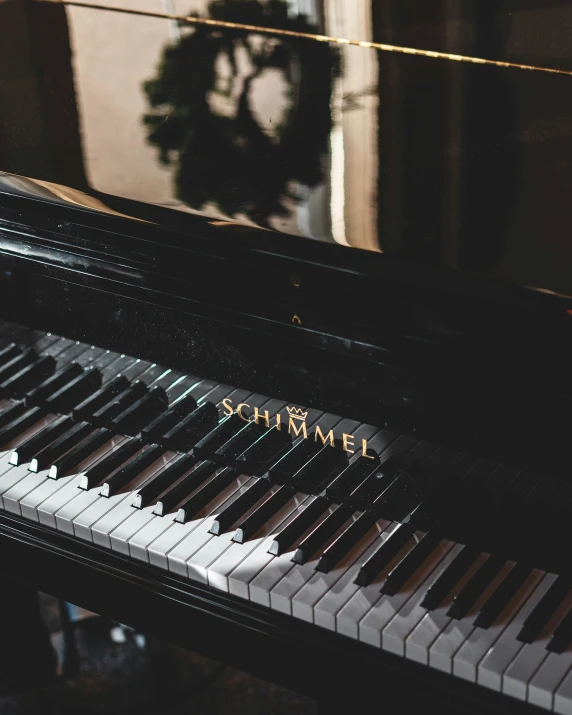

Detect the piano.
[{"left": 1, "top": 0, "right": 572, "bottom": 712}]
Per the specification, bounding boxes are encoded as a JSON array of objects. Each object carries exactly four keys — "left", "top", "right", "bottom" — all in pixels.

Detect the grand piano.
[{"left": 0, "top": 0, "right": 572, "bottom": 712}]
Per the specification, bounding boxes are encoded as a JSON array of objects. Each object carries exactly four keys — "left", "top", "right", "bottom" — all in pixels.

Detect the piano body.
[{"left": 1, "top": 0, "right": 572, "bottom": 712}]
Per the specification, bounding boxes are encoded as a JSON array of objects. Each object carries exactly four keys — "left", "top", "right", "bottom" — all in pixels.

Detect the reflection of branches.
[{"left": 143, "top": 0, "right": 341, "bottom": 228}]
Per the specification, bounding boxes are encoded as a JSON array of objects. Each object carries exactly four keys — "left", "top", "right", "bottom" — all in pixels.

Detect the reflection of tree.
[{"left": 143, "top": 0, "right": 340, "bottom": 228}]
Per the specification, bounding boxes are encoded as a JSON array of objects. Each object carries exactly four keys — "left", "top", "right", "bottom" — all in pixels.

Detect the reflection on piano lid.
[{"left": 1, "top": 0, "right": 572, "bottom": 295}]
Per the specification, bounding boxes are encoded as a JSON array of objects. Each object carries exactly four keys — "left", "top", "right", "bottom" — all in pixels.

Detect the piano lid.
[{"left": 1, "top": 0, "right": 572, "bottom": 298}]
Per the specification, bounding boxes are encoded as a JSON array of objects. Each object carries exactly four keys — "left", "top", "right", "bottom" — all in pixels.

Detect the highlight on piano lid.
[{"left": 2, "top": 0, "right": 572, "bottom": 714}]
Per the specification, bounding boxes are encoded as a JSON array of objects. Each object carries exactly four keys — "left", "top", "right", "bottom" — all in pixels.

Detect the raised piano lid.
[{"left": 0, "top": 0, "right": 571, "bottom": 474}]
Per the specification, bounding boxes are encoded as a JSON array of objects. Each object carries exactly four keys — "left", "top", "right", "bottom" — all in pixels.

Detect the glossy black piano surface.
[{"left": 1, "top": 1, "right": 572, "bottom": 713}]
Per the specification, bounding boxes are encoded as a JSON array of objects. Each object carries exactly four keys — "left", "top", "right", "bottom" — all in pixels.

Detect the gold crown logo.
[{"left": 286, "top": 406, "right": 308, "bottom": 421}]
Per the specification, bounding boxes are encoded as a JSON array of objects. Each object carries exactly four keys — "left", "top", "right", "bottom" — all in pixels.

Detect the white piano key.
[
  {"left": 429, "top": 558, "right": 515, "bottom": 673},
  {"left": 0, "top": 464, "right": 36, "bottom": 506},
  {"left": 529, "top": 651, "right": 572, "bottom": 710},
  {"left": 555, "top": 667, "right": 572, "bottom": 715},
  {"left": 453, "top": 565, "right": 544, "bottom": 683},
  {"left": 504, "top": 648, "right": 548, "bottom": 702},
  {"left": 128, "top": 513, "right": 178, "bottom": 562},
  {"left": 313, "top": 522, "right": 397, "bottom": 632},
  {"left": 228, "top": 495, "right": 316, "bottom": 600},
  {"left": 503, "top": 589, "right": 572, "bottom": 701},
  {"left": 109, "top": 506, "right": 157, "bottom": 555},
  {"left": 91, "top": 453, "right": 178, "bottom": 547},
  {"left": 19, "top": 434, "right": 125, "bottom": 519},
  {"left": 0, "top": 416, "right": 60, "bottom": 499},
  {"left": 183, "top": 481, "right": 281, "bottom": 588},
  {"left": 185, "top": 528, "right": 235, "bottom": 584},
  {"left": 0, "top": 451, "right": 19, "bottom": 479},
  {"left": 34, "top": 438, "right": 127, "bottom": 527},
  {"left": 51, "top": 440, "right": 133, "bottom": 532},
  {"left": 149, "top": 474, "right": 250, "bottom": 571},
  {"left": 149, "top": 517, "right": 205, "bottom": 571},
  {"left": 73, "top": 490, "right": 134, "bottom": 542},
  {"left": 359, "top": 538, "right": 454, "bottom": 649},
  {"left": 292, "top": 525, "right": 384, "bottom": 624},
  {"left": 406, "top": 552, "right": 489, "bottom": 665},
  {"left": 2, "top": 468, "right": 50, "bottom": 514},
  {"left": 207, "top": 492, "right": 309, "bottom": 593},
  {"left": 477, "top": 571, "right": 553, "bottom": 691},
  {"left": 248, "top": 504, "right": 338, "bottom": 608},
  {"left": 169, "top": 478, "right": 254, "bottom": 579},
  {"left": 21, "top": 473, "right": 81, "bottom": 522},
  {"left": 92, "top": 494, "right": 150, "bottom": 548},
  {"left": 336, "top": 530, "right": 417, "bottom": 640},
  {"left": 270, "top": 513, "right": 357, "bottom": 616},
  {"left": 383, "top": 541, "right": 462, "bottom": 656}
]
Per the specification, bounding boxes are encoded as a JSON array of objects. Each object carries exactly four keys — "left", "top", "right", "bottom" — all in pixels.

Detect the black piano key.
[
  {"left": 110, "top": 387, "right": 168, "bottom": 436},
  {"left": 140, "top": 393, "right": 198, "bottom": 443},
  {"left": 209, "top": 478, "right": 271, "bottom": 535},
  {"left": 48, "top": 427, "right": 112, "bottom": 479},
  {"left": 347, "top": 469, "right": 398, "bottom": 510},
  {"left": 25, "top": 362, "right": 84, "bottom": 407},
  {"left": 192, "top": 414, "right": 244, "bottom": 459},
  {"left": 316, "top": 510, "right": 377, "bottom": 573},
  {"left": 0, "top": 406, "right": 46, "bottom": 448},
  {"left": 233, "top": 485, "right": 295, "bottom": 543},
  {"left": 547, "top": 606, "right": 572, "bottom": 653},
  {"left": 133, "top": 453, "right": 199, "bottom": 509},
  {"left": 72, "top": 375, "right": 130, "bottom": 421},
  {"left": 326, "top": 456, "right": 380, "bottom": 503},
  {"left": 175, "top": 467, "right": 239, "bottom": 523},
  {"left": 159, "top": 402, "right": 219, "bottom": 451},
  {"left": 164, "top": 377, "right": 198, "bottom": 403},
  {"left": 214, "top": 421, "right": 267, "bottom": 466},
  {"left": 9, "top": 414, "right": 72, "bottom": 466},
  {"left": 0, "top": 401, "right": 27, "bottom": 430},
  {"left": 293, "top": 504, "right": 353, "bottom": 565},
  {"left": 268, "top": 496, "right": 330, "bottom": 556},
  {"left": 0, "top": 342, "right": 21, "bottom": 367},
  {"left": 447, "top": 554, "right": 506, "bottom": 620},
  {"left": 268, "top": 439, "right": 322, "bottom": 484},
  {"left": 0, "top": 349, "right": 38, "bottom": 384},
  {"left": 43, "top": 367, "right": 102, "bottom": 413},
  {"left": 30, "top": 421, "right": 94, "bottom": 472},
  {"left": 288, "top": 442, "right": 349, "bottom": 494},
  {"left": 85, "top": 349, "right": 120, "bottom": 373},
  {"left": 517, "top": 575, "right": 572, "bottom": 644},
  {"left": 0, "top": 355, "right": 56, "bottom": 398},
  {"left": 421, "top": 545, "right": 481, "bottom": 610},
  {"left": 236, "top": 425, "right": 292, "bottom": 476},
  {"left": 100, "top": 443, "right": 165, "bottom": 497},
  {"left": 403, "top": 456, "right": 478, "bottom": 532},
  {"left": 79, "top": 439, "right": 142, "bottom": 490},
  {"left": 152, "top": 459, "right": 215, "bottom": 515},
  {"left": 92, "top": 381, "right": 148, "bottom": 426},
  {"left": 381, "top": 528, "right": 443, "bottom": 595},
  {"left": 474, "top": 563, "right": 533, "bottom": 629},
  {"left": 52, "top": 342, "right": 89, "bottom": 364},
  {"left": 354, "top": 523, "right": 414, "bottom": 587}
]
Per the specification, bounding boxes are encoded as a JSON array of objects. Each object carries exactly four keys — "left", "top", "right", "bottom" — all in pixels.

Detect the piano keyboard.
[{"left": 0, "top": 321, "right": 571, "bottom": 713}]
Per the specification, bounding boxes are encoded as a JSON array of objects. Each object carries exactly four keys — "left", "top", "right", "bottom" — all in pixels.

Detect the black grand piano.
[{"left": 1, "top": 0, "right": 572, "bottom": 712}]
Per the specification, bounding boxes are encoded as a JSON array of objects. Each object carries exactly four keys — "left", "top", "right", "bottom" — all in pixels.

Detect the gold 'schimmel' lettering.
[
  {"left": 288, "top": 418, "right": 307, "bottom": 439},
  {"left": 237, "top": 403, "right": 251, "bottom": 422},
  {"left": 315, "top": 426, "right": 335, "bottom": 447},
  {"left": 254, "top": 407, "right": 270, "bottom": 427},
  {"left": 220, "top": 399, "right": 377, "bottom": 458}
]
